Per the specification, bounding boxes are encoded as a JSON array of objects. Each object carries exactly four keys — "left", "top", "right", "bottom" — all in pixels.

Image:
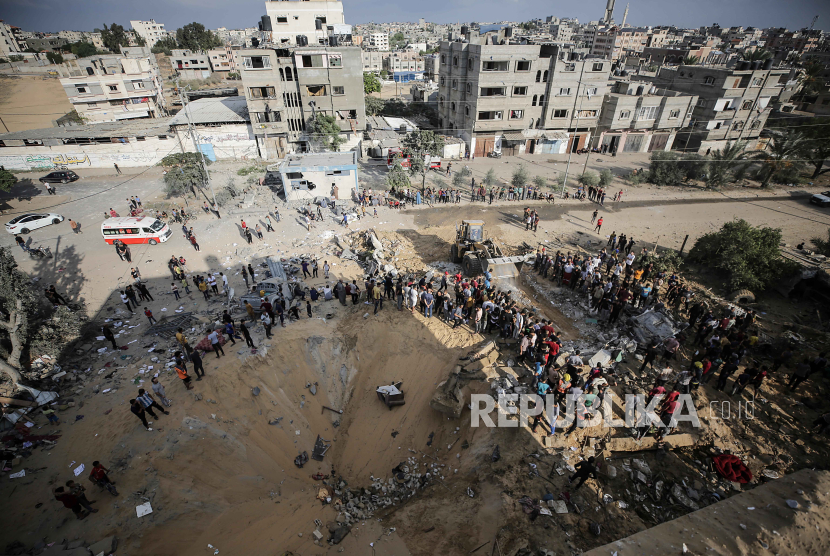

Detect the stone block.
[{"left": 88, "top": 536, "right": 116, "bottom": 556}]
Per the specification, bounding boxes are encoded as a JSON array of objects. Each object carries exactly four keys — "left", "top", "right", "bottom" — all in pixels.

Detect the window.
[
  {"left": 250, "top": 86, "right": 277, "bottom": 99},
  {"left": 592, "top": 62, "right": 604, "bottom": 71},
  {"left": 468, "top": 58, "right": 473, "bottom": 70},
  {"left": 75, "top": 86, "right": 87, "bottom": 94},
  {"left": 539, "top": 95, "right": 545, "bottom": 105},
  {"left": 108, "top": 85, "right": 118, "bottom": 92},
  {"left": 254, "top": 111, "right": 281, "bottom": 123},
  {"left": 532, "top": 95, "right": 538, "bottom": 106},
  {"left": 516, "top": 60, "right": 531, "bottom": 71},
  {"left": 513, "top": 86, "right": 527, "bottom": 96},
  {"left": 85, "top": 67, "right": 94, "bottom": 76},
  {"left": 276, "top": 16, "right": 288, "bottom": 24},
  {"left": 669, "top": 109, "right": 680, "bottom": 118},
  {"left": 477, "top": 111, "right": 502, "bottom": 120},
  {"left": 703, "top": 76, "right": 715, "bottom": 86},
  {"left": 316, "top": 16, "right": 327, "bottom": 24},
  {"left": 482, "top": 61, "right": 509, "bottom": 71},
  {"left": 440, "top": 76, "right": 445, "bottom": 86},
  {"left": 305, "top": 85, "right": 326, "bottom": 96},
  {"left": 637, "top": 106, "right": 658, "bottom": 120},
  {"left": 696, "top": 98, "right": 707, "bottom": 107},
  {"left": 136, "top": 136, "right": 146, "bottom": 141},
  {"left": 536, "top": 70, "right": 541, "bottom": 82},
  {"left": 751, "top": 77, "right": 763, "bottom": 87},
  {"left": 452, "top": 79, "right": 458, "bottom": 90},
  {"left": 564, "top": 63, "right": 576, "bottom": 72},
  {"left": 441, "top": 54, "right": 446, "bottom": 64},
  {"left": 619, "top": 110, "right": 631, "bottom": 118},
  {"left": 741, "top": 100, "right": 753, "bottom": 110},
  {"left": 552, "top": 109, "right": 568, "bottom": 118},
  {"left": 585, "top": 87, "right": 597, "bottom": 96},
  {"left": 453, "top": 56, "right": 458, "bottom": 67},
  {"left": 243, "top": 56, "right": 270, "bottom": 69},
  {"left": 329, "top": 55, "right": 342, "bottom": 67},
  {"left": 301, "top": 55, "right": 324, "bottom": 68},
  {"left": 466, "top": 83, "right": 472, "bottom": 94},
  {"left": 510, "top": 109, "right": 524, "bottom": 119},
  {"left": 132, "top": 81, "right": 145, "bottom": 89},
  {"left": 465, "top": 106, "right": 470, "bottom": 116},
  {"left": 542, "top": 70, "right": 548, "bottom": 82},
  {"left": 557, "top": 88, "right": 571, "bottom": 96},
  {"left": 190, "top": 59, "right": 198, "bottom": 65},
  {"left": 87, "top": 102, "right": 98, "bottom": 109},
  {"left": 332, "top": 86, "right": 345, "bottom": 95},
  {"left": 480, "top": 87, "right": 505, "bottom": 96},
  {"left": 577, "top": 110, "right": 597, "bottom": 118},
  {"left": 451, "top": 102, "right": 456, "bottom": 112}
]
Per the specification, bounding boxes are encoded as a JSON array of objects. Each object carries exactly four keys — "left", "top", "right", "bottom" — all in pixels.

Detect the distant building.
[
  {"left": 650, "top": 63, "right": 791, "bottom": 152},
  {"left": 58, "top": 53, "right": 166, "bottom": 123},
  {"left": 130, "top": 20, "right": 169, "bottom": 47},
  {"left": 269, "top": 151, "right": 358, "bottom": 201},
  {"left": 25, "top": 36, "right": 69, "bottom": 53},
  {"left": 0, "top": 21, "right": 24, "bottom": 56},
  {"left": 370, "top": 32, "right": 389, "bottom": 51},
  {"left": 383, "top": 51, "right": 424, "bottom": 73},
  {"left": 261, "top": 0, "right": 346, "bottom": 47},
  {"left": 207, "top": 48, "right": 236, "bottom": 73},
  {"left": 170, "top": 49, "right": 212, "bottom": 80},
  {"left": 362, "top": 50, "right": 384, "bottom": 72}
]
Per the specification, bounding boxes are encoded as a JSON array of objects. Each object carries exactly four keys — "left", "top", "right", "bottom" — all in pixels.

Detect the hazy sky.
[{"left": 2, "top": 0, "right": 828, "bottom": 34}]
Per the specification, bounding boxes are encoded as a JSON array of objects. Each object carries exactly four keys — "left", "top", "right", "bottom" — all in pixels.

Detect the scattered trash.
[
  {"left": 136, "top": 502, "right": 153, "bottom": 518},
  {"left": 786, "top": 499, "right": 799, "bottom": 509}
]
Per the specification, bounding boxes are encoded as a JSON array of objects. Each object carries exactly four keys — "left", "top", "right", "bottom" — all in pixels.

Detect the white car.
[
  {"left": 810, "top": 191, "right": 830, "bottom": 207},
  {"left": 5, "top": 213, "right": 65, "bottom": 235}
]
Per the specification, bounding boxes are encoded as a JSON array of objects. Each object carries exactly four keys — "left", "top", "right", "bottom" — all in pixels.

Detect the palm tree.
[
  {"left": 682, "top": 55, "right": 701, "bottom": 66},
  {"left": 741, "top": 48, "right": 772, "bottom": 62},
  {"left": 797, "top": 60, "right": 825, "bottom": 98},
  {"left": 705, "top": 141, "right": 746, "bottom": 189},
  {"left": 751, "top": 133, "right": 805, "bottom": 188}
]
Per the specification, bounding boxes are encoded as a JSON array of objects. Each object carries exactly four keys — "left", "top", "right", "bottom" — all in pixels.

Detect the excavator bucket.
[{"left": 483, "top": 256, "right": 525, "bottom": 285}]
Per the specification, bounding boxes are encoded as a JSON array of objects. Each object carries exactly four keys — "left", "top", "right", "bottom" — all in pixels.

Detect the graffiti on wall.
[
  {"left": 22, "top": 153, "right": 91, "bottom": 169},
  {"left": 0, "top": 150, "right": 162, "bottom": 171}
]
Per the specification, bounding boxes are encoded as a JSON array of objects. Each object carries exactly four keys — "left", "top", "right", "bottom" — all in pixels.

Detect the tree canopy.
[
  {"left": 363, "top": 72, "right": 381, "bottom": 94},
  {"left": 176, "top": 23, "right": 223, "bottom": 51},
  {"left": 308, "top": 113, "right": 344, "bottom": 152},
  {"left": 161, "top": 152, "right": 210, "bottom": 198},
  {"left": 402, "top": 130, "right": 444, "bottom": 191},
  {"left": 0, "top": 168, "right": 18, "bottom": 192},
  {"left": 688, "top": 219, "right": 798, "bottom": 292},
  {"left": 386, "top": 156, "right": 410, "bottom": 190},
  {"left": 511, "top": 164, "right": 529, "bottom": 188},
  {"left": 100, "top": 23, "right": 130, "bottom": 52},
  {"left": 61, "top": 41, "right": 98, "bottom": 58},
  {"left": 151, "top": 36, "right": 179, "bottom": 55}
]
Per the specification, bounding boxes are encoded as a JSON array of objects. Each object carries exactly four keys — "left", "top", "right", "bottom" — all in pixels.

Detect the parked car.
[
  {"left": 5, "top": 213, "right": 64, "bottom": 234},
  {"left": 39, "top": 171, "right": 79, "bottom": 184},
  {"left": 809, "top": 191, "right": 830, "bottom": 207}
]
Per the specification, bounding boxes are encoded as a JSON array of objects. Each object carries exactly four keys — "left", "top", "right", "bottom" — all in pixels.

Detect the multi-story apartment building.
[
  {"left": 236, "top": 46, "right": 365, "bottom": 158},
  {"left": 650, "top": 63, "right": 790, "bottom": 152},
  {"left": 438, "top": 38, "right": 610, "bottom": 157},
  {"left": 170, "top": 50, "right": 212, "bottom": 80},
  {"left": 595, "top": 80, "right": 697, "bottom": 153},
  {"left": 369, "top": 32, "right": 389, "bottom": 51},
  {"left": 383, "top": 51, "right": 424, "bottom": 73},
  {"left": 0, "top": 21, "right": 24, "bottom": 56},
  {"left": 25, "top": 36, "right": 68, "bottom": 53},
  {"left": 261, "top": 0, "right": 346, "bottom": 47},
  {"left": 58, "top": 54, "right": 165, "bottom": 123},
  {"left": 763, "top": 28, "right": 822, "bottom": 53},
  {"left": 130, "top": 20, "right": 169, "bottom": 47},
  {"left": 207, "top": 48, "right": 235, "bottom": 73},
  {"left": 362, "top": 50, "right": 384, "bottom": 73},
  {"left": 590, "top": 27, "right": 648, "bottom": 59},
  {"left": 549, "top": 23, "right": 575, "bottom": 44}
]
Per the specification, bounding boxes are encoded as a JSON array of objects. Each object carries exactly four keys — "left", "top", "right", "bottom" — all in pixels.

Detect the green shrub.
[
  {"left": 625, "top": 171, "right": 647, "bottom": 185},
  {"left": 599, "top": 169, "right": 613, "bottom": 186},
  {"left": 648, "top": 151, "right": 686, "bottom": 186},
  {"left": 679, "top": 154, "right": 706, "bottom": 181},
  {"left": 638, "top": 250, "right": 684, "bottom": 273},
  {"left": 578, "top": 171, "right": 599, "bottom": 186}
]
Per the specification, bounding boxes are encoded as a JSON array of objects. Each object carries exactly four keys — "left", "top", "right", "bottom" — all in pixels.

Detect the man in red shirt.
[
  {"left": 54, "top": 487, "right": 88, "bottom": 519},
  {"left": 89, "top": 461, "right": 115, "bottom": 486},
  {"left": 594, "top": 217, "right": 603, "bottom": 233}
]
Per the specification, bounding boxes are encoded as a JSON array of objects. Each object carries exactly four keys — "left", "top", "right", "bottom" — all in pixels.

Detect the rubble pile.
[{"left": 431, "top": 341, "right": 501, "bottom": 418}]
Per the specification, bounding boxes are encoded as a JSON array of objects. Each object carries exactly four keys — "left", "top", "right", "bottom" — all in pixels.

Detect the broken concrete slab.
[
  {"left": 88, "top": 536, "right": 116, "bottom": 556},
  {"left": 551, "top": 500, "right": 569, "bottom": 514},
  {"left": 606, "top": 434, "right": 697, "bottom": 452}
]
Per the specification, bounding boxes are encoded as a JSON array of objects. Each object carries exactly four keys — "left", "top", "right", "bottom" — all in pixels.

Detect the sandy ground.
[
  {"left": 0, "top": 75, "right": 74, "bottom": 132},
  {"left": 2, "top": 158, "right": 830, "bottom": 555}
]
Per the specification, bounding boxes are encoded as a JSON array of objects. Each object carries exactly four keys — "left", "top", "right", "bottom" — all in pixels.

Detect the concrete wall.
[{"left": 0, "top": 123, "right": 257, "bottom": 170}]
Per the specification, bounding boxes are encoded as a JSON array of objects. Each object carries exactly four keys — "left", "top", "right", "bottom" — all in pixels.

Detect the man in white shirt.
[
  {"left": 208, "top": 330, "right": 225, "bottom": 358},
  {"left": 625, "top": 253, "right": 635, "bottom": 267}
]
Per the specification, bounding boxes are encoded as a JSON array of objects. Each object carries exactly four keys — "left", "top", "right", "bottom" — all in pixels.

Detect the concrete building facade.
[
  {"left": 130, "top": 20, "right": 169, "bottom": 47},
  {"left": 236, "top": 46, "right": 365, "bottom": 159},
  {"left": 438, "top": 40, "right": 610, "bottom": 157},
  {"left": 651, "top": 64, "right": 790, "bottom": 152},
  {"left": 170, "top": 49, "right": 212, "bottom": 80},
  {"left": 595, "top": 81, "right": 697, "bottom": 153},
  {"left": 25, "top": 36, "right": 68, "bottom": 53},
  {"left": 58, "top": 55, "right": 166, "bottom": 123},
  {"left": 369, "top": 32, "right": 389, "bottom": 50},
  {"left": 262, "top": 0, "right": 346, "bottom": 47},
  {"left": 0, "top": 21, "right": 23, "bottom": 56}
]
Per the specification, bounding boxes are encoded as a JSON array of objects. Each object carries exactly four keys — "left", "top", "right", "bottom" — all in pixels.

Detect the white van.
[{"left": 101, "top": 217, "right": 173, "bottom": 245}]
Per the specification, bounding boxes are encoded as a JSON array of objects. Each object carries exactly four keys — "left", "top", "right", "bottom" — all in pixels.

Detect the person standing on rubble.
[{"left": 568, "top": 457, "right": 597, "bottom": 490}]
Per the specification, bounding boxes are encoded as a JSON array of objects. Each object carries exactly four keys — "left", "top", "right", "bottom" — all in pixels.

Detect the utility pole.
[
  {"left": 561, "top": 61, "right": 587, "bottom": 197},
  {"left": 177, "top": 80, "right": 217, "bottom": 207}
]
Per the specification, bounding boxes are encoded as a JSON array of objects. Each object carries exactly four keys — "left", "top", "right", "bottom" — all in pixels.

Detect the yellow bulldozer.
[{"left": 449, "top": 220, "right": 525, "bottom": 281}]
